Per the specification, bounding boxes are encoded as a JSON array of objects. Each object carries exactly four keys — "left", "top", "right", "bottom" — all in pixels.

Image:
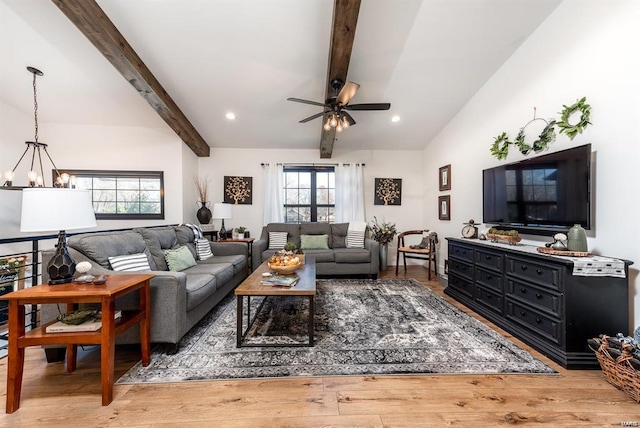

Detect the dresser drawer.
[
  {"left": 506, "top": 299, "right": 562, "bottom": 346},
  {"left": 506, "top": 279, "right": 562, "bottom": 317},
  {"left": 475, "top": 285, "right": 503, "bottom": 315},
  {"left": 476, "top": 266, "right": 503, "bottom": 293},
  {"left": 449, "top": 258, "right": 473, "bottom": 282},
  {"left": 449, "top": 242, "right": 474, "bottom": 263},
  {"left": 475, "top": 248, "right": 504, "bottom": 272},
  {"left": 448, "top": 273, "right": 474, "bottom": 299},
  {"left": 506, "top": 256, "right": 562, "bottom": 290}
]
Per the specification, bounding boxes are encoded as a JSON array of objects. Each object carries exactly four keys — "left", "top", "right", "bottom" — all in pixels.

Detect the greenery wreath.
[
  {"left": 513, "top": 129, "right": 530, "bottom": 155},
  {"left": 490, "top": 132, "right": 511, "bottom": 160},
  {"left": 557, "top": 97, "right": 591, "bottom": 140}
]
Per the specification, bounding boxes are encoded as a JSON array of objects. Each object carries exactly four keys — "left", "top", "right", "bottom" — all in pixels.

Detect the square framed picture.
[
  {"left": 439, "top": 164, "right": 451, "bottom": 191},
  {"left": 438, "top": 195, "right": 450, "bottom": 220},
  {"left": 223, "top": 176, "right": 252, "bottom": 205},
  {"left": 374, "top": 178, "right": 402, "bottom": 205}
]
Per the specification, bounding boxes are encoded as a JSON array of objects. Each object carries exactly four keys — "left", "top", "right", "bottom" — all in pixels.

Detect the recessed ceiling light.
[
  {"left": 225, "top": 112, "right": 236, "bottom": 120},
  {"left": 391, "top": 115, "right": 400, "bottom": 123}
]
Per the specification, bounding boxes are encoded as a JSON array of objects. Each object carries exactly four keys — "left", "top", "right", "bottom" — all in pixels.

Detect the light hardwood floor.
[{"left": 1, "top": 266, "right": 637, "bottom": 427}]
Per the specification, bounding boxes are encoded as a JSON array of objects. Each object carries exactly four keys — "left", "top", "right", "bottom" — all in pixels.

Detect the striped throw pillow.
[
  {"left": 268, "top": 231, "right": 288, "bottom": 250},
  {"left": 195, "top": 238, "right": 214, "bottom": 260},
  {"left": 345, "top": 230, "right": 365, "bottom": 248},
  {"left": 108, "top": 253, "right": 151, "bottom": 272}
]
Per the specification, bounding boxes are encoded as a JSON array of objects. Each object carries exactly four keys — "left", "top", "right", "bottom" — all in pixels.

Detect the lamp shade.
[
  {"left": 213, "top": 203, "right": 233, "bottom": 220},
  {"left": 20, "top": 188, "right": 97, "bottom": 232}
]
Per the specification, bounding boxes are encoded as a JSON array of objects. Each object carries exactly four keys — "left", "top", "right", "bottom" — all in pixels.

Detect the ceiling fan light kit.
[{"left": 288, "top": 78, "right": 390, "bottom": 132}]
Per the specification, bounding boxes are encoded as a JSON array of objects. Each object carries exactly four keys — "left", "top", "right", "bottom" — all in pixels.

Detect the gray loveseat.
[
  {"left": 253, "top": 222, "right": 379, "bottom": 278},
  {"left": 41, "top": 225, "right": 248, "bottom": 356}
]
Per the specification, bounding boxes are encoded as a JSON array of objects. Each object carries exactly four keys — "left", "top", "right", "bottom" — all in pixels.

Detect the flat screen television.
[{"left": 483, "top": 143, "right": 591, "bottom": 234}]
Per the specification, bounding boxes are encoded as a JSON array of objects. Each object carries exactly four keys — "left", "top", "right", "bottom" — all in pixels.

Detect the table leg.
[
  {"left": 308, "top": 295, "right": 315, "bottom": 346},
  {"left": 66, "top": 303, "right": 77, "bottom": 373},
  {"left": 5, "top": 301, "right": 26, "bottom": 413},
  {"left": 100, "top": 298, "right": 117, "bottom": 406},
  {"left": 236, "top": 296, "right": 243, "bottom": 348},
  {"left": 139, "top": 280, "right": 151, "bottom": 366}
]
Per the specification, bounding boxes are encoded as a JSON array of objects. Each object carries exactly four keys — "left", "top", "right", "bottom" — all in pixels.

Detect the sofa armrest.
[
  {"left": 364, "top": 238, "right": 380, "bottom": 272},
  {"left": 252, "top": 239, "right": 268, "bottom": 270}
]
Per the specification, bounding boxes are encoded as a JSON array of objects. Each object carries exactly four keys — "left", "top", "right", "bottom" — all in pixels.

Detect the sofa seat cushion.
[
  {"left": 184, "top": 273, "right": 218, "bottom": 311},
  {"left": 334, "top": 248, "right": 372, "bottom": 263},
  {"left": 301, "top": 249, "right": 334, "bottom": 263},
  {"left": 197, "top": 255, "right": 247, "bottom": 275}
]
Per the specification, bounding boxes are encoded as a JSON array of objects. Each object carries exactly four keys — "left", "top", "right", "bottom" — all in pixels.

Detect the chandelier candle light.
[{"left": 2, "top": 67, "right": 73, "bottom": 189}]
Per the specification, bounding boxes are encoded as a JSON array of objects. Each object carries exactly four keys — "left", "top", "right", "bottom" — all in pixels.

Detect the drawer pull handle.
[
  {"left": 486, "top": 294, "right": 491, "bottom": 299},
  {"left": 520, "top": 311, "right": 526, "bottom": 316},
  {"left": 536, "top": 269, "right": 543, "bottom": 275},
  {"left": 535, "top": 318, "right": 542, "bottom": 324},
  {"left": 536, "top": 293, "right": 542, "bottom": 299},
  {"left": 485, "top": 255, "right": 491, "bottom": 260},
  {"left": 486, "top": 275, "right": 493, "bottom": 280},
  {"left": 520, "top": 265, "right": 527, "bottom": 271},
  {"left": 520, "top": 288, "right": 527, "bottom": 293}
]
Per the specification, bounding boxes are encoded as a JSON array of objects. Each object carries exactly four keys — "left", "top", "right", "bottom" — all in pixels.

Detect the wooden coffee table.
[{"left": 235, "top": 255, "right": 316, "bottom": 347}]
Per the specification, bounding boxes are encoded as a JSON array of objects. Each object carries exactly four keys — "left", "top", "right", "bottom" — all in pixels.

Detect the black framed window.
[
  {"left": 56, "top": 170, "right": 164, "bottom": 220},
  {"left": 283, "top": 166, "right": 335, "bottom": 223}
]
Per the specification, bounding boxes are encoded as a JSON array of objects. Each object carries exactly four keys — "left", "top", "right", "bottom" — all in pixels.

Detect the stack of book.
[
  {"left": 261, "top": 274, "right": 299, "bottom": 287},
  {"left": 46, "top": 311, "right": 122, "bottom": 333}
]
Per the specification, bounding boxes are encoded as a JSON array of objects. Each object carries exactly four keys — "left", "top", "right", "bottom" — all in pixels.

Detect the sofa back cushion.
[
  {"left": 262, "top": 223, "right": 301, "bottom": 248},
  {"left": 330, "top": 223, "right": 349, "bottom": 249},
  {"left": 174, "top": 225, "right": 198, "bottom": 259},
  {"left": 68, "top": 231, "right": 155, "bottom": 270},
  {"left": 136, "top": 226, "right": 180, "bottom": 271}
]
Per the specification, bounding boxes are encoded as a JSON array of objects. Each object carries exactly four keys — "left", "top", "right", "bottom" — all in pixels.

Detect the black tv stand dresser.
[{"left": 445, "top": 238, "right": 631, "bottom": 369}]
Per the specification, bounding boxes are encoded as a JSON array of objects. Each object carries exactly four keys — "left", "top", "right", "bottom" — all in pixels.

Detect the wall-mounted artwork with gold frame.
[
  {"left": 224, "top": 176, "right": 252, "bottom": 205},
  {"left": 374, "top": 178, "right": 402, "bottom": 205},
  {"left": 438, "top": 195, "right": 451, "bottom": 220},
  {"left": 439, "top": 164, "right": 451, "bottom": 191}
]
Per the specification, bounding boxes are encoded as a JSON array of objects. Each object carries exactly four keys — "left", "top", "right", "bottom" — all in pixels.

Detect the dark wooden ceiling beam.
[
  {"left": 51, "top": 0, "right": 210, "bottom": 157},
  {"left": 320, "top": 0, "right": 361, "bottom": 158}
]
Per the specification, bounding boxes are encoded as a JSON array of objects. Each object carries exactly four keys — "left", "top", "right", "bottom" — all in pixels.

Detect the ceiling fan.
[{"left": 287, "top": 79, "right": 390, "bottom": 131}]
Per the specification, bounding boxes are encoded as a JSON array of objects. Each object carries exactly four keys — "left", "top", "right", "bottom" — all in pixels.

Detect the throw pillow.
[
  {"left": 268, "top": 231, "right": 288, "bottom": 250},
  {"left": 108, "top": 253, "right": 151, "bottom": 272},
  {"left": 300, "top": 234, "right": 329, "bottom": 250},
  {"left": 345, "top": 230, "right": 365, "bottom": 248},
  {"left": 195, "top": 238, "right": 214, "bottom": 260},
  {"left": 164, "top": 245, "right": 197, "bottom": 272}
]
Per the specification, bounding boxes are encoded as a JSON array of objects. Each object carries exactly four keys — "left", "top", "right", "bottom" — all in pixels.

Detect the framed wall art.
[
  {"left": 374, "top": 178, "right": 402, "bottom": 206},
  {"left": 439, "top": 164, "right": 451, "bottom": 191},
  {"left": 438, "top": 195, "right": 451, "bottom": 220},
  {"left": 224, "top": 176, "right": 252, "bottom": 205}
]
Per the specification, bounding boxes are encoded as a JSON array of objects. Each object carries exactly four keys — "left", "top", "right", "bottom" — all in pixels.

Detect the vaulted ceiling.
[{"left": 1, "top": 0, "right": 562, "bottom": 158}]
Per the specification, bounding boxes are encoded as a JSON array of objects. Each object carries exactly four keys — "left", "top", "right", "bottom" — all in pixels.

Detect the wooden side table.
[
  {"left": 217, "top": 238, "right": 255, "bottom": 273},
  {"left": 0, "top": 273, "right": 153, "bottom": 413}
]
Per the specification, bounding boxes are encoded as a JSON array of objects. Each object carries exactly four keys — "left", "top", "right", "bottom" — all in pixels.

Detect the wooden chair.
[{"left": 395, "top": 230, "right": 438, "bottom": 279}]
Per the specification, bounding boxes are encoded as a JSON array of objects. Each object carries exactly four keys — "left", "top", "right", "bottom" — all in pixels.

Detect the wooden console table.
[{"left": 1, "top": 273, "right": 153, "bottom": 413}]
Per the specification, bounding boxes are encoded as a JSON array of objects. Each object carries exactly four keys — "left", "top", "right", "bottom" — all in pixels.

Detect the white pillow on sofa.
[
  {"left": 195, "top": 238, "right": 214, "bottom": 260},
  {"left": 346, "top": 230, "right": 365, "bottom": 248},
  {"left": 108, "top": 253, "right": 151, "bottom": 272},
  {"left": 268, "top": 231, "right": 288, "bottom": 249}
]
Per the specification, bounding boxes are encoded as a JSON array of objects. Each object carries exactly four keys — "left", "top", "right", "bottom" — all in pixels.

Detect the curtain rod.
[{"left": 260, "top": 162, "right": 365, "bottom": 167}]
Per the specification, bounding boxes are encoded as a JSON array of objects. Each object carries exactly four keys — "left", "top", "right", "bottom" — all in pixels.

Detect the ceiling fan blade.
[
  {"left": 342, "top": 111, "right": 356, "bottom": 126},
  {"left": 336, "top": 81, "right": 360, "bottom": 106},
  {"left": 299, "top": 111, "right": 326, "bottom": 123},
  {"left": 287, "top": 97, "right": 326, "bottom": 107},
  {"left": 345, "top": 102, "right": 391, "bottom": 111}
]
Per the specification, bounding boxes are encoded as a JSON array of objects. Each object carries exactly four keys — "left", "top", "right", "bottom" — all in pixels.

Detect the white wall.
[
  {"left": 198, "top": 147, "right": 426, "bottom": 264},
  {"left": 423, "top": 0, "right": 640, "bottom": 328}
]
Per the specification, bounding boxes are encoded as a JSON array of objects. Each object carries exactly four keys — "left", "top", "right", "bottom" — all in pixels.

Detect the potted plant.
[
  {"left": 1, "top": 256, "right": 25, "bottom": 322},
  {"left": 283, "top": 242, "right": 305, "bottom": 264},
  {"left": 236, "top": 226, "right": 247, "bottom": 239},
  {"left": 369, "top": 217, "right": 397, "bottom": 270}
]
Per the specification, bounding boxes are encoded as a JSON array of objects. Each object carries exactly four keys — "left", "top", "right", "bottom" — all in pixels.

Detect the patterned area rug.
[{"left": 117, "top": 278, "right": 555, "bottom": 384}]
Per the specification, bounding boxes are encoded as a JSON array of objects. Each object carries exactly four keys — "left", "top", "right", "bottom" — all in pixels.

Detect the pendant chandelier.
[{"left": 2, "top": 66, "right": 70, "bottom": 189}]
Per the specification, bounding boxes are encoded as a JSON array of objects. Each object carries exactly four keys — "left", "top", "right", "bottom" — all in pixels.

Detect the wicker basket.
[{"left": 589, "top": 336, "right": 640, "bottom": 403}]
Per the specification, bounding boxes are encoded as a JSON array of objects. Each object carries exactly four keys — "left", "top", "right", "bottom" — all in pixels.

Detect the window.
[
  {"left": 283, "top": 166, "right": 335, "bottom": 223},
  {"left": 57, "top": 170, "right": 164, "bottom": 220}
]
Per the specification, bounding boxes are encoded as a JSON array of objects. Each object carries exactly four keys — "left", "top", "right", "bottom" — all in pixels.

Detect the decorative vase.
[
  {"left": 567, "top": 224, "right": 587, "bottom": 252},
  {"left": 379, "top": 244, "right": 388, "bottom": 271},
  {"left": 196, "top": 201, "right": 212, "bottom": 224}
]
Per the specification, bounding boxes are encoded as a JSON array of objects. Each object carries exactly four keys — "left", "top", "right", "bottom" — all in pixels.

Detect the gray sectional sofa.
[
  {"left": 41, "top": 225, "right": 248, "bottom": 356},
  {"left": 254, "top": 222, "right": 379, "bottom": 278}
]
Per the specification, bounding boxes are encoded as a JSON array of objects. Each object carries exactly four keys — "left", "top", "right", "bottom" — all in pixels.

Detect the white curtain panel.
[
  {"left": 263, "top": 163, "right": 284, "bottom": 224},
  {"left": 334, "top": 163, "right": 365, "bottom": 222}
]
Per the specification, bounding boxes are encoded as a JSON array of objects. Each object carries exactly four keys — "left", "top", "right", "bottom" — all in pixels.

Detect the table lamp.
[
  {"left": 213, "top": 203, "right": 232, "bottom": 240},
  {"left": 20, "top": 188, "right": 97, "bottom": 284}
]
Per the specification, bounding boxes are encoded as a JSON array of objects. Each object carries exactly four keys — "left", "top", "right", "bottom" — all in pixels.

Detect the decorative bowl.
[{"left": 267, "top": 262, "right": 302, "bottom": 275}]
